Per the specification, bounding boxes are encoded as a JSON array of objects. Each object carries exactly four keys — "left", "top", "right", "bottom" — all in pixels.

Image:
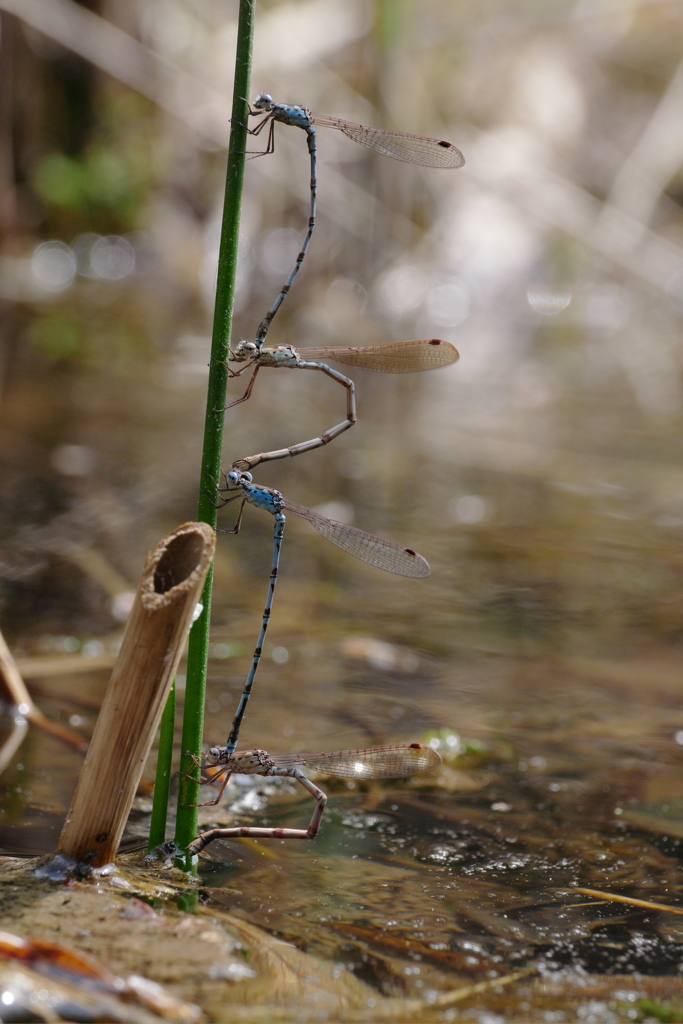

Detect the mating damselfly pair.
[{"left": 189, "top": 95, "right": 464, "bottom": 858}]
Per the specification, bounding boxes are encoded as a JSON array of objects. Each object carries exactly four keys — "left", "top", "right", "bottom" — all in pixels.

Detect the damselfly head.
[
  {"left": 227, "top": 468, "right": 252, "bottom": 486},
  {"left": 253, "top": 94, "right": 274, "bottom": 110},
  {"left": 205, "top": 746, "right": 223, "bottom": 765},
  {"left": 232, "top": 340, "right": 258, "bottom": 362}
]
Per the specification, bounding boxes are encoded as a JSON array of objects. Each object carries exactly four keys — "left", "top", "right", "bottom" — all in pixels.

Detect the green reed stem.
[{"left": 166, "top": 0, "right": 254, "bottom": 867}]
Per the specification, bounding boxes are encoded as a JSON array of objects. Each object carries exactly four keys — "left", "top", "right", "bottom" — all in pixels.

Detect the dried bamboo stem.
[
  {"left": 57, "top": 521, "right": 215, "bottom": 867},
  {"left": 0, "top": 628, "right": 88, "bottom": 753}
]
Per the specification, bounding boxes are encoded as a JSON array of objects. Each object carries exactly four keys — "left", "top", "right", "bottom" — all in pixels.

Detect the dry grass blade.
[
  {"left": 420, "top": 965, "right": 539, "bottom": 1012},
  {"left": 571, "top": 887, "right": 683, "bottom": 916},
  {"left": 0, "top": 628, "right": 89, "bottom": 756}
]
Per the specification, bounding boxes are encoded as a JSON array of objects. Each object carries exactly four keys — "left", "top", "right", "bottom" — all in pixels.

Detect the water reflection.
[{"left": 31, "top": 241, "right": 77, "bottom": 293}]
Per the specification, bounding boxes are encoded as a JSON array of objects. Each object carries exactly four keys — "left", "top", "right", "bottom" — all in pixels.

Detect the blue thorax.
[
  {"left": 271, "top": 104, "right": 313, "bottom": 130},
  {"left": 243, "top": 481, "right": 285, "bottom": 515}
]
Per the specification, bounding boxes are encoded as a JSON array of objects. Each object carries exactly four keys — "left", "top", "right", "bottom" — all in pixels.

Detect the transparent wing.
[
  {"left": 272, "top": 743, "right": 442, "bottom": 779},
  {"left": 311, "top": 114, "right": 465, "bottom": 169},
  {"left": 299, "top": 339, "right": 459, "bottom": 373},
  {"left": 282, "top": 500, "right": 430, "bottom": 578}
]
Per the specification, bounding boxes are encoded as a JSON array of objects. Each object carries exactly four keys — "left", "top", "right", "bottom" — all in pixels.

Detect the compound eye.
[{"left": 208, "top": 747, "right": 221, "bottom": 761}]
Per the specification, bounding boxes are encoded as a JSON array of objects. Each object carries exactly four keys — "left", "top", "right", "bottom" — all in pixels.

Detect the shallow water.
[
  {"left": 3, "top": 377, "right": 683, "bottom": 1005},
  {"left": 4, "top": 3, "right": 683, "bottom": 1008}
]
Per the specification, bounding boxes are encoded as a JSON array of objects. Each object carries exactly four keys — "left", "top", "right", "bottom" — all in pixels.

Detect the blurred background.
[{"left": 2, "top": 0, "right": 683, "bottom": 989}]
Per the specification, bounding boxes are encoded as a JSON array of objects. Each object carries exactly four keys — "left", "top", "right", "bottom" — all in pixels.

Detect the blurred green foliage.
[
  {"left": 25, "top": 313, "right": 88, "bottom": 361},
  {"left": 31, "top": 93, "right": 155, "bottom": 231}
]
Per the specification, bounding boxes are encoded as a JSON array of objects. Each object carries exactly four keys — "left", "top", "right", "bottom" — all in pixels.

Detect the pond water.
[
  {"left": 3, "top": 3, "right": 683, "bottom": 1010},
  {"left": 2, "top": 317, "right": 683, "bottom": 1011}
]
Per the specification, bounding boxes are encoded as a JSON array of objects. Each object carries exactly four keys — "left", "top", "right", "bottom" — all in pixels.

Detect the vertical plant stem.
[
  {"left": 173, "top": 0, "right": 255, "bottom": 864},
  {"left": 148, "top": 679, "right": 176, "bottom": 851}
]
